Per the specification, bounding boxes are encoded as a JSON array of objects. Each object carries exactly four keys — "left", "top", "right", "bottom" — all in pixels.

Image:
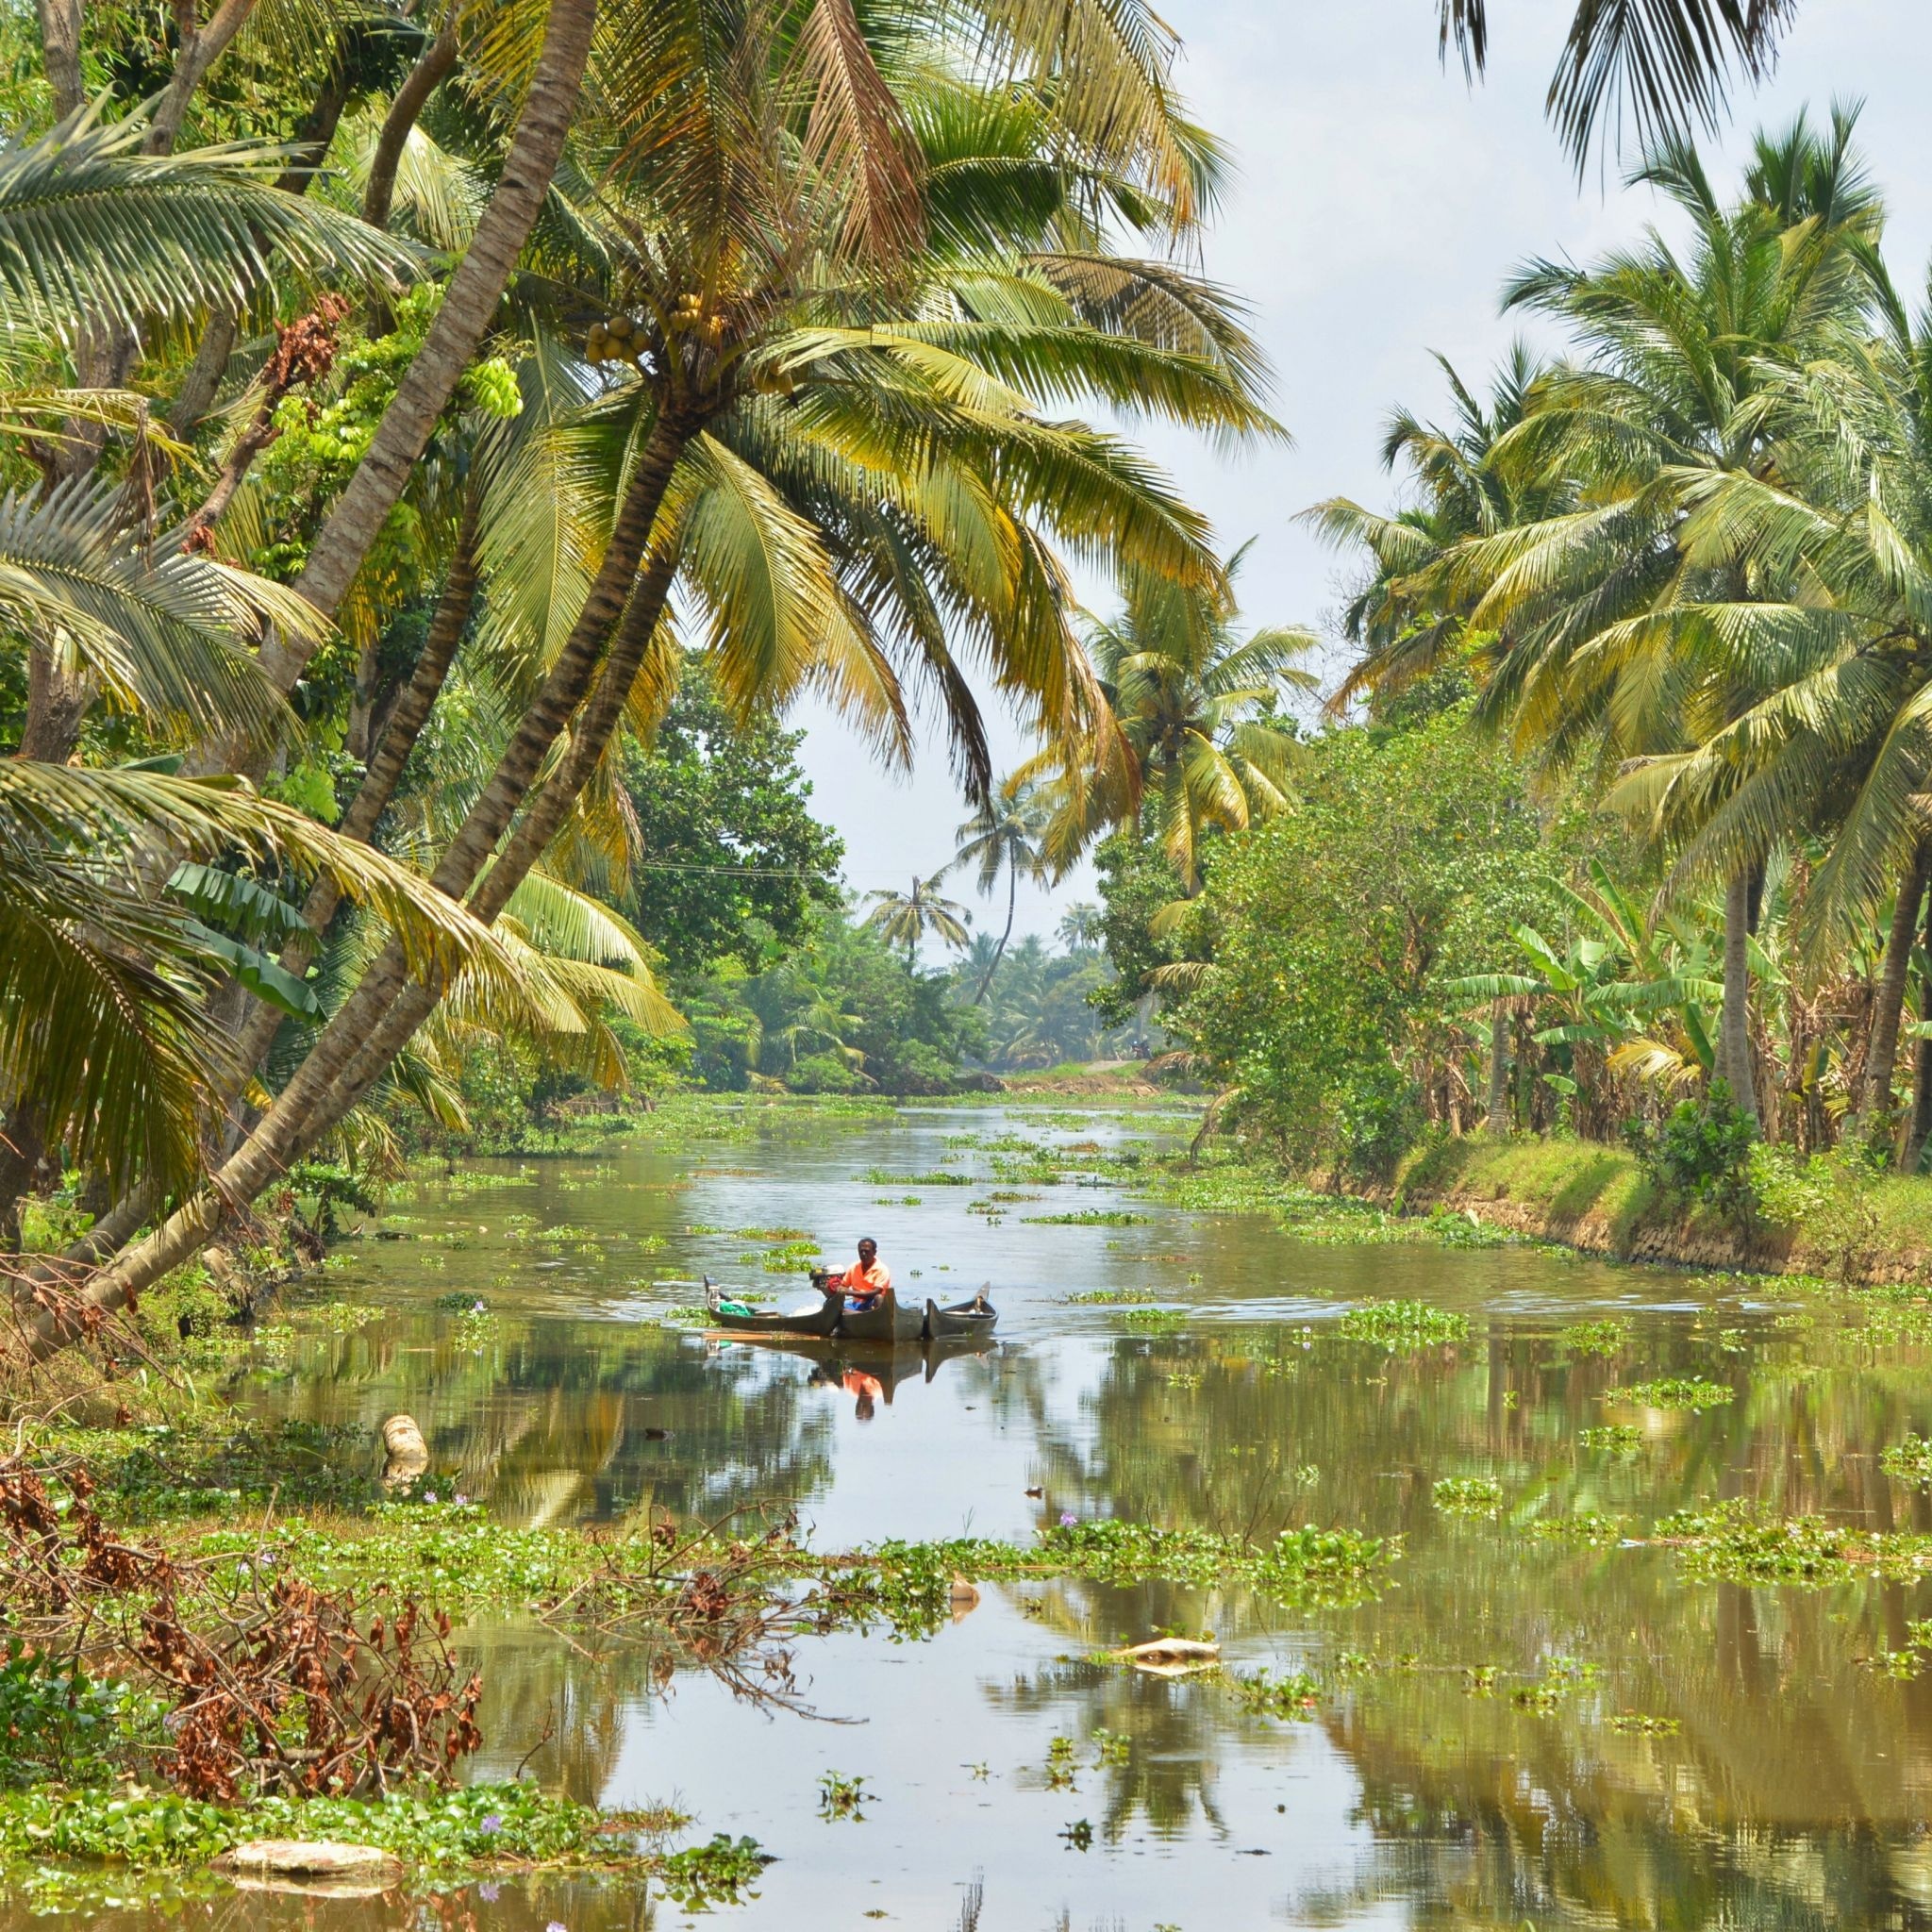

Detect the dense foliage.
[{"left": 1085, "top": 116, "right": 1932, "bottom": 1191}]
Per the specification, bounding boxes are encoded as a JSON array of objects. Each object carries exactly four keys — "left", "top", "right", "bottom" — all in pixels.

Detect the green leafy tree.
[
  {"left": 1167, "top": 705, "right": 1581, "bottom": 1177},
  {"left": 617, "top": 666, "right": 844, "bottom": 976}
]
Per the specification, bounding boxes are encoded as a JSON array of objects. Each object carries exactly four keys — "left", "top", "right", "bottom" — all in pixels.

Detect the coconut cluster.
[{"left": 585, "top": 312, "right": 645, "bottom": 364}]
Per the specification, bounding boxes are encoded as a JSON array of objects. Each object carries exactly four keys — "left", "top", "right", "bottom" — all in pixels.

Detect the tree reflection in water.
[{"left": 216, "top": 1108, "right": 1932, "bottom": 1930}]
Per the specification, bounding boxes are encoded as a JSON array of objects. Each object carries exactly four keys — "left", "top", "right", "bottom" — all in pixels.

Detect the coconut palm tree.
[
  {"left": 1424, "top": 116, "right": 1879, "bottom": 1124},
  {"left": 954, "top": 775, "right": 1051, "bottom": 1001},
  {"left": 863, "top": 877, "right": 973, "bottom": 967},
  {"left": 57, "top": 0, "right": 1281, "bottom": 1324},
  {"left": 0, "top": 759, "right": 524, "bottom": 1249},
  {"left": 1304, "top": 343, "right": 1567, "bottom": 716},
  {"left": 1040, "top": 545, "right": 1319, "bottom": 891}
]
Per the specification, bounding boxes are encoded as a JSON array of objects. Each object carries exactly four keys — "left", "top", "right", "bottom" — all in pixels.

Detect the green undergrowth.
[
  {"left": 1144, "top": 1147, "right": 1548, "bottom": 1254},
  {"left": 0, "top": 1780, "right": 768, "bottom": 1907},
  {"left": 180, "top": 1504, "right": 712, "bottom": 1617}
]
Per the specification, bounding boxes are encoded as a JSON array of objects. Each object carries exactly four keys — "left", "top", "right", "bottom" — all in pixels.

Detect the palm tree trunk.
[
  {"left": 973, "top": 865, "right": 1016, "bottom": 1003},
  {"left": 1856, "top": 843, "right": 1929, "bottom": 1148},
  {"left": 1908, "top": 882, "right": 1932, "bottom": 1174},
  {"left": 35, "top": 0, "right": 83, "bottom": 120},
  {"left": 1717, "top": 868, "right": 1758, "bottom": 1126},
  {"left": 55, "top": 418, "right": 690, "bottom": 1336},
  {"left": 218, "top": 499, "right": 484, "bottom": 1091},
  {"left": 1486, "top": 1007, "right": 1509, "bottom": 1132},
  {"left": 362, "top": 25, "right": 459, "bottom": 230},
  {"left": 236, "top": 0, "right": 597, "bottom": 708}
]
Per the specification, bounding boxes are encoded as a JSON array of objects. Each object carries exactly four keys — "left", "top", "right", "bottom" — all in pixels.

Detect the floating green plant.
[
  {"left": 1433, "top": 1475, "right": 1503, "bottom": 1517},
  {"left": 1338, "top": 1300, "right": 1469, "bottom": 1348},
  {"left": 1227, "top": 1668, "right": 1321, "bottom": 1721},
  {"left": 1606, "top": 1377, "right": 1734, "bottom": 1410},
  {"left": 1578, "top": 1424, "right": 1643, "bottom": 1455},
  {"left": 1882, "top": 1437, "right": 1932, "bottom": 1487},
  {"left": 1558, "top": 1318, "right": 1631, "bottom": 1357}
]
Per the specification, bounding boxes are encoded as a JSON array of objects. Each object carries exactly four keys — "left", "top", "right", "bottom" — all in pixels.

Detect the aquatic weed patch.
[
  {"left": 1432, "top": 1476, "right": 1503, "bottom": 1517},
  {"left": 1064, "top": 1288, "right": 1158, "bottom": 1306},
  {"left": 1338, "top": 1299, "right": 1469, "bottom": 1348},
  {"left": 1606, "top": 1377, "right": 1734, "bottom": 1410},
  {"left": 1646, "top": 1500, "right": 1932, "bottom": 1585},
  {"left": 1577, "top": 1424, "right": 1643, "bottom": 1455},
  {"left": 1527, "top": 1510, "right": 1625, "bottom": 1545},
  {"left": 53, "top": 1422, "right": 383, "bottom": 1523},
  {"left": 1117, "top": 1307, "right": 1188, "bottom": 1333},
  {"left": 1227, "top": 1667, "right": 1321, "bottom": 1720},
  {"left": 848, "top": 1520, "right": 1399, "bottom": 1630},
  {"left": 1882, "top": 1437, "right": 1932, "bottom": 1487},
  {"left": 0, "top": 1781, "right": 764, "bottom": 1901},
  {"left": 1024, "top": 1208, "right": 1150, "bottom": 1226},
  {"left": 1558, "top": 1318, "right": 1632, "bottom": 1357},
  {"left": 1608, "top": 1711, "right": 1680, "bottom": 1736}
]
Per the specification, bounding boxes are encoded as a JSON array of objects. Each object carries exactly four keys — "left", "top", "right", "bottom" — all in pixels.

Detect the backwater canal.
[{"left": 51, "top": 1101, "right": 1932, "bottom": 1931}]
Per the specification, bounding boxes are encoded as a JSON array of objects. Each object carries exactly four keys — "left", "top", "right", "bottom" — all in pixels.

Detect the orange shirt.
[{"left": 838, "top": 1258, "right": 891, "bottom": 1295}]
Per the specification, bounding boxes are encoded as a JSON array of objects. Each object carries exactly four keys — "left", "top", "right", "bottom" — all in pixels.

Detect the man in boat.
[{"left": 830, "top": 1237, "right": 891, "bottom": 1310}]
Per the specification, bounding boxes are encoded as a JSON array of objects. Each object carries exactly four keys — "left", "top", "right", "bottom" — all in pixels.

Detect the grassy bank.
[{"left": 1393, "top": 1133, "right": 1932, "bottom": 1281}]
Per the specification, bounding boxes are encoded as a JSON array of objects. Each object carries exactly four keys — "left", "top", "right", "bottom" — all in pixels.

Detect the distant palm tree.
[
  {"left": 1057, "top": 903, "right": 1105, "bottom": 950},
  {"left": 954, "top": 776, "right": 1051, "bottom": 1002},
  {"left": 862, "top": 876, "right": 972, "bottom": 968}
]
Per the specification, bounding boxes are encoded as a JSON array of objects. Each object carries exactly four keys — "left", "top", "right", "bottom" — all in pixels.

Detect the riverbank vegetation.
[{"left": 1077, "top": 113, "right": 1932, "bottom": 1271}]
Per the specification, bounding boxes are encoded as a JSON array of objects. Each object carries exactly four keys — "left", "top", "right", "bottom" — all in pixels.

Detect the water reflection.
[{"left": 175, "top": 1109, "right": 1932, "bottom": 1924}]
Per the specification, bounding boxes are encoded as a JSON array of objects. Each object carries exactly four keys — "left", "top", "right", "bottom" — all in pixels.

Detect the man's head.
[{"left": 857, "top": 1237, "right": 877, "bottom": 1265}]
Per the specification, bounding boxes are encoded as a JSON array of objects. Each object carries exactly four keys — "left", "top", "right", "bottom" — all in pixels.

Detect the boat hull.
[
  {"left": 837, "top": 1294, "right": 926, "bottom": 1343},
  {"left": 924, "top": 1296, "right": 998, "bottom": 1341},
  {"left": 708, "top": 1295, "right": 841, "bottom": 1338}
]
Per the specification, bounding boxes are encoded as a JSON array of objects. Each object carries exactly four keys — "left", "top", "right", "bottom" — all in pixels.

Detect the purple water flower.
[
  {"left": 1059, "top": 1512, "right": 1077, "bottom": 1527},
  {"left": 423, "top": 1491, "right": 439, "bottom": 1505},
  {"left": 473, "top": 1300, "right": 487, "bottom": 1313},
  {"left": 478, "top": 1882, "right": 500, "bottom": 1903},
  {"left": 455, "top": 1493, "right": 469, "bottom": 1507},
  {"left": 479, "top": 1812, "right": 503, "bottom": 1834},
  {"left": 546, "top": 1921, "right": 569, "bottom": 1932}
]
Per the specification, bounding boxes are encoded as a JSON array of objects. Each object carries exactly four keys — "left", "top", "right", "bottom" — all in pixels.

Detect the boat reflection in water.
[{"left": 708, "top": 1328, "right": 996, "bottom": 1420}]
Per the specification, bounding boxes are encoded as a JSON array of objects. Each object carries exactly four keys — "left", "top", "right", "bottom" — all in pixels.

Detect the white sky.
[{"left": 790, "top": 0, "right": 1931, "bottom": 950}]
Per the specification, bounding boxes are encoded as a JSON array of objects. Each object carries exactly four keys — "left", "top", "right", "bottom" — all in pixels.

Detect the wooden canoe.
[
  {"left": 706, "top": 1283, "right": 840, "bottom": 1338},
  {"left": 837, "top": 1292, "right": 925, "bottom": 1343},
  {"left": 924, "top": 1294, "right": 997, "bottom": 1341}
]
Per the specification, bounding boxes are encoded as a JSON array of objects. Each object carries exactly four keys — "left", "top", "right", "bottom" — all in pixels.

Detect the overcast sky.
[{"left": 789, "top": 0, "right": 1931, "bottom": 952}]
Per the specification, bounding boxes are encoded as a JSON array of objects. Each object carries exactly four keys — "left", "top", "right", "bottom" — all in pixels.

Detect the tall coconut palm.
[
  {"left": 1305, "top": 343, "right": 1567, "bottom": 716},
  {"left": 954, "top": 775, "right": 1050, "bottom": 1001},
  {"left": 863, "top": 877, "right": 973, "bottom": 967},
  {"left": 61, "top": 0, "right": 1280, "bottom": 1325},
  {"left": 1424, "top": 116, "right": 1878, "bottom": 1124}
]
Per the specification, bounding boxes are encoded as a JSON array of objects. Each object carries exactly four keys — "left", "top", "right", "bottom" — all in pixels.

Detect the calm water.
[{"left": 47, "top": 1104, "right": 1932, "bottom": 1930}]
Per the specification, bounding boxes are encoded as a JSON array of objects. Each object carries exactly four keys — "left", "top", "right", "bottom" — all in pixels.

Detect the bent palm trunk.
[
  {"left": 221, "top": 0, "right": 598, "bottom": 725},
  {"left": 54, "top": 418, "right": 693, "bottom": 1341}
]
